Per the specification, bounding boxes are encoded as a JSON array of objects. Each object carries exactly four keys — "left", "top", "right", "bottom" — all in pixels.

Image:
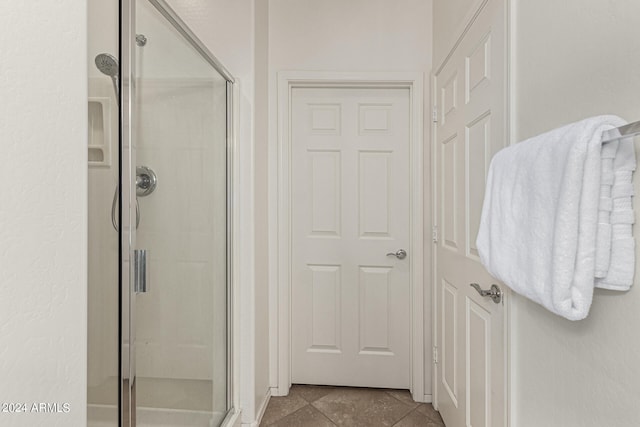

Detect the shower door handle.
[
  {"left": 111, "top": 186, "right": 141, "bottom": 232},
  {"left": 134, "top": 249, "right": 149, "bottom": 293}
]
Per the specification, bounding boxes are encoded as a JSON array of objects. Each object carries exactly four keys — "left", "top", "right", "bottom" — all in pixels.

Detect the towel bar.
[{"left": 601, "top": 120, "right": 640, "bottom": 144}]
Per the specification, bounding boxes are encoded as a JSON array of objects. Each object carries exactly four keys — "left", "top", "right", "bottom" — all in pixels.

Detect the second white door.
[
  {"left": 291, "top": 87, "right": 411, "bottom": 388},
  {"left": 434, "top": 0, "right": 507, "bottom": 425}
]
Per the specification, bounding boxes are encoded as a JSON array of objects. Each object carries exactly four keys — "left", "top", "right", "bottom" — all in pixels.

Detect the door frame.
[
  {"left": 430, "top": 0, "right": 512, "bottom": 423},
  {"left": 269, "top": 71, "right": 426, "bottom": 401}
]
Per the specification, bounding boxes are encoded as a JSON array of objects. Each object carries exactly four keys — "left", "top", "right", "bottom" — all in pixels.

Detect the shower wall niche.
[{"left": 88, "top": 98, "right": 112, "bottom": 165}]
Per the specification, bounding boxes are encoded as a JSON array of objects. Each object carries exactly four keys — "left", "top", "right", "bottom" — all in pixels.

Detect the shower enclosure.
[{"left": 88, "top": 1, "right": 235, "bottom": 426}]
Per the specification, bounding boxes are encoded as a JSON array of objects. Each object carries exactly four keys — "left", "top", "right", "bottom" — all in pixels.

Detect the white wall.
[
  {"left": 0, "top": 2, "right": 87, "bottom": 426},
  {"left": 268, "top": 0, "right": 433, "bottom": 398},
  {"left": 254, "top": 0, "right": 272, "bottom": 420},
  {"left": 269, "top": 0, "right": 432, "bottom": 72},
  {"left": 511, "top": 1, "right": 640, "bottom": 425},
  {"left": 167, "top": 0, "right": 254, "bottom": 91},
  {"left": 433, "top": 0, "right": 478, "bottom": 67},
  {"left": 88, "top": 0, "right": 119, "bottom": 80}
]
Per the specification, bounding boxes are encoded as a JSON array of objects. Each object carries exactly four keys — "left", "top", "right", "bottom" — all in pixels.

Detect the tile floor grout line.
[
  {"left": 390, "top": 406, "right": 419, "bottom": 427},
  {"left": 271, "top": 402, "right": 338, "bottom": 427},
  {"left": 309, "top": 399, "right": 338, "bottom": 426},
  {"left": 310, "top": 403, "right": 338, "bottom": 426},
  {"left": 383, "top": 389, "right": 418, "bottom": 408},
  {"left": 381, "top": 390, "right": 419, "bottom": 425},
  {"left": 262, "top": 385, "right": 443, "bottom": 426},
  {"left": 262, "top": 399, "right": 309, "bottom": 426},
  {"left": 395, "top": 403, "right": 418, "bottom": 426}
]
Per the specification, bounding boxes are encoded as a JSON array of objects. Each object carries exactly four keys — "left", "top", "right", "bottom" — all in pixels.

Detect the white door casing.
[
  {"left": 291, "top": 87, "right": 411, "bottom": 388},
  {"left": 433, "top": 0, "right": 508, "bottom": 426},
  {"left": 271, "top": 72, "right": 424, "bottom": 400}
]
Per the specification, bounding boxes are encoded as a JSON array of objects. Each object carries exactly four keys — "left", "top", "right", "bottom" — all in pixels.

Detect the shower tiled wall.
[
  {"left": 87, "top": 77, "right": 119, "bottom": 393},
  {"left": 134, "top": 79, "right": 227, "bottom": 385}
]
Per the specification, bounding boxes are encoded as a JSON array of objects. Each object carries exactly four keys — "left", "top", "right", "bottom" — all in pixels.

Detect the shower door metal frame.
[{"left": 119, "top": 0, "right": 237, "bottom": 425}]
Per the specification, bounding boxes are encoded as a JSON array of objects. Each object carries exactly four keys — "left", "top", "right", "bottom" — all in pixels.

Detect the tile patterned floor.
[{"left": 260, "top": 385, "right": 446, "bottom": 426}]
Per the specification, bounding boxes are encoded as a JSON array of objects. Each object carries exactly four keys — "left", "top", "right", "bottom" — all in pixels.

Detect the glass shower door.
[{"left": 121, "top": 1, "right": 232, "bottom": 426}]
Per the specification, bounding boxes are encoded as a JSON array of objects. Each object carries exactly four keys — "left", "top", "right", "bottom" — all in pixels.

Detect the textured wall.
[
  {"left": 511, "top": 1, "right": 640, "bottom": 425},
  {"left": 0, "top": 2, "right": 87, "bottom": 426}
]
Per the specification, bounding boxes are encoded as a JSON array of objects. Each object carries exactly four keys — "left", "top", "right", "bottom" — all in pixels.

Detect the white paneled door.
[
  {"left": 291, "top": 87, "right": 411, "bottom": 388},
  {"left": 433, "top": 0, "right": 507, "bottom": 426}
]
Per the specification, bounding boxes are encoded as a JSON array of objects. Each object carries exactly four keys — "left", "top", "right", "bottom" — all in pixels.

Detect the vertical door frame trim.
[
  {"left": 270, "top": 71, "right": 425, "bottom": 401},
  {"left": 227, "top": 80, "right": 244, "bottom": 427}
]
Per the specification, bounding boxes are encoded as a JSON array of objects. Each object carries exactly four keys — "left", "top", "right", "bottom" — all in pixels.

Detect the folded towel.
[{"left": 476, "top": 115, "right": 636, "bottom": 320}]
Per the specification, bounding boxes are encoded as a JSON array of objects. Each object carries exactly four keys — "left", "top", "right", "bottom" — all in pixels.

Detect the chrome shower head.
[
  {"left": 94, "top": 53, "right": 119, "bottom": 104},
  {"left": 95, "top": 53, "right": 119, "bottom": 77}
]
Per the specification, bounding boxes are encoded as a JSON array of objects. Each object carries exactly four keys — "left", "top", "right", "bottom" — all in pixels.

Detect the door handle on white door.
[
  {"left": 470, "top": 283, "right": 502, "bottom": 304},
  {"left": 386, "top": 249, "right": 407, "bottom": 260}
]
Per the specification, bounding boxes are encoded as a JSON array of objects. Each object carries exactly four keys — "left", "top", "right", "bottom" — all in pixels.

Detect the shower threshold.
[{"left": 88, "top": 404, "right": 226, "bottom": 427}]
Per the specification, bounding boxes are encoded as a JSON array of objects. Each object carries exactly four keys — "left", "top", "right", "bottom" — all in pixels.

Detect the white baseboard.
[
  {"left": 423, "top": 394, "right": 433, "bottom": 403},
  {"left": 242, "top": 389, "right": 271, "bottom": 427},
  {"left": 269, "top": 385, "right": 288, "bottom": 397}
]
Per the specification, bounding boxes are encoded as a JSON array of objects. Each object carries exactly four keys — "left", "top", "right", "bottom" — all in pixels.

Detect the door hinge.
[
  {"left": 433, "top": 346, "right": 439, "bottom": 364},
  {"left": 432, "top": 226, "right": 439, "bottom": 244},
  {"left": 432, "top": 107, "right": 438, "bottom": 123}
]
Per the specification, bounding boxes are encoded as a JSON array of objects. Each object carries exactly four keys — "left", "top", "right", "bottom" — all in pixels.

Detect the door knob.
[
  {"left": 470, "top": 283, "right": 502, "bottom": 304},
  {"left": 386, "top": 249, "right": 407, "bottom": 260}
]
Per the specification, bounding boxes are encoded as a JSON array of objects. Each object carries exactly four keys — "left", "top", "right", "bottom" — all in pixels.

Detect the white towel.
[{"left": 476, "top": 115, "right": 636, "bottom": 320}]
